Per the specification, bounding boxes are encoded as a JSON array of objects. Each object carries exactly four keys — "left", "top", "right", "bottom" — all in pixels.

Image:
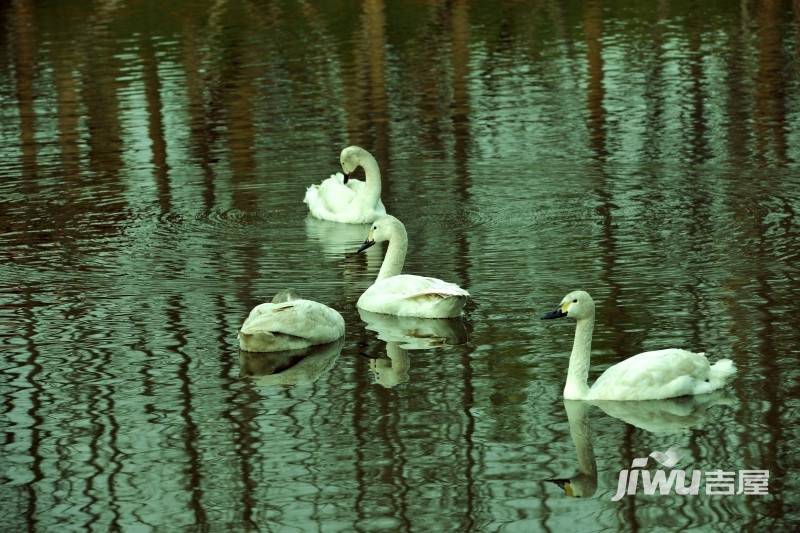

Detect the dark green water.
[{"left": 1, "top": 1, "right": 799, "bottom": 531}]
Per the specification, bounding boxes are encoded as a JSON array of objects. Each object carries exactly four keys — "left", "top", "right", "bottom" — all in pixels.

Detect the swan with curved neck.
[
  {"left": 542, "top": 290, "right": 736, "bottom": 401},
  {"left": 304, "top": 146, "right": 387, "bottom": 223},
  {"left": 354, "top": 215, "right": 469, "bottom": 318}
]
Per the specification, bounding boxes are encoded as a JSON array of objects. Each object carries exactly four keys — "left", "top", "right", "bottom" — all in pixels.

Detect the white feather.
[
  {"left": 588, "top": 348, "right": 734, "bottom": 400},
  {"left": 545, "top": 290, "right": 736, "bottom": 401},
  {"left": 355, "top": 215, "right": 469, "bottom": 318},
  {"left": 238, "top": 297, "right": 345, "bottom": 352},
  {"left": 304, "top": 146, "right": 387, "bottom": 224},
  {"left": 358, "top": 274, "right": 469, "bottom": 318}
]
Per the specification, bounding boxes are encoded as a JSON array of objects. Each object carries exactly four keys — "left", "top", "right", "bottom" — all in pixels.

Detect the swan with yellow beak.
[{"left": 542, "top": 290, "right": 736, "bottom": 401}]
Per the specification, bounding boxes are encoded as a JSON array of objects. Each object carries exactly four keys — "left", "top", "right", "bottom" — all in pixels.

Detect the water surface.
[{"left": 1, "top": 1, "right": 799, "bottom": 531}]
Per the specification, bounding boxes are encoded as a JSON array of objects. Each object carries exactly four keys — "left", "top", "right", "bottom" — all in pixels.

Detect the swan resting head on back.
[
  {"left": 541, "top": 290, "right": 736, "bottom": 401},
  {"left": 238, "top": 289, "right": 345, "bottom": 352},
  {"left": 354, "top": 215, "right": 469, "bottom": 318},
  {"left": 303, "top": 146, "right": 387, "bottom": 224}
]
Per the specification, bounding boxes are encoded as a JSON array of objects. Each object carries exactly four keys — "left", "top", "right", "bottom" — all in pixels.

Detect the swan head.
[
  {"left": 355, "top": 215, "right": 406, "bottom": 254},
  {"left": 541, "top": 290, "right": 595, "bottom": 320},
  {"left": 272, "top": 288, "right": 300, "bottom": 303},
  {"left": 340, "top": 145, "right": 369, "bottom": 184}
]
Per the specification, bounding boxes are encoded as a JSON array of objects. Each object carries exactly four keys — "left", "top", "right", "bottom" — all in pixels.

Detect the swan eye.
[
  {"left": 573, "top": 299, "right": 578, "bottom": 303},
  {"left": 372, "top": 226, "right": 377, "bottom": 230}
]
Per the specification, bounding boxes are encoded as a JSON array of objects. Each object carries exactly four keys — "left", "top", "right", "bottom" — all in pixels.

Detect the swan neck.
[
  {"left": 377, "top": 226, "right": 407, "bottom": 281},
  {"left": 565, "top": 317, "right": 594, "bottom": 399},
  {"left": 360, "top": 152, "right": 382, "bottom": 202}
]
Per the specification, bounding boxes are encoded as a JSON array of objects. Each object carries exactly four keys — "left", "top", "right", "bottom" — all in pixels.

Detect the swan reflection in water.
[
  {"left": 238, "top": 337, "right": 344, "bottom": 387},
  {"left": 305, "top": 216, "right": 382, "bottom": 260},
  {"left": 305, "top": 217, "right": 383, "bottom": 301},
  {"left": 358, "top": 309, "right": 468, "bottom": 388},
  {"left": 548, "top": 392, "right": 735, "bottom": 498},
  {"left": 369, "top": 341, "right": 411, "bottom": 388}
]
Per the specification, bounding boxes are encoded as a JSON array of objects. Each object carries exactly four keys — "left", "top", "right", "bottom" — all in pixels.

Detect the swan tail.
[
  {"left": 709, "top": 358, "right": 736, "bottom": 387},
  {"left": 430, "top": 293, "right": 467, "bottom": 317},
  {"left": 303, "top": 185, "right": 319, "bottom": 205}
]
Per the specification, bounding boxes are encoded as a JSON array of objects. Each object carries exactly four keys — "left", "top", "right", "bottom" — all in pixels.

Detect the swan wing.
[
  {"left": 304, "top": 173, "right": 386, "bottom": 223},
  {"left": 358, "top": 274, "right": 469, "bottom": 318},
  {"left": 305, "top": 173, "right": 356, "bottom": 215},
  {"left": 240, "top": 299, "right": 345, "bottom": 344},
  {"left": 588, "top": 349, "right": 720, "bottom": 401},
  {"left": 368, "top": 274, "right": 470, "bottom": 299}
]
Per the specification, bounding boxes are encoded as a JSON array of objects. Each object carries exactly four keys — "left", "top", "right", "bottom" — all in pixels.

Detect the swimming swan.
[
  {"left": 304, "top": 146, "right": 387, "bottom": 223},
  {"left": 541, "top": 290, "right": 736, "bottom": 401},
  {"left": 238, "top": 289, "right": 345, "bottom": 352},
  {"left": 354, "top": 215, "right": 469, "bottom": 318}
]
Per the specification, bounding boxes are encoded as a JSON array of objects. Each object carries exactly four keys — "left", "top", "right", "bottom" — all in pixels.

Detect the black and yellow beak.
[
  {"left": 541, "top": 304, "right": 568, "bottom": 320},
  {"left": 356, "top": 239, "right": 376, "bottom": 254}
]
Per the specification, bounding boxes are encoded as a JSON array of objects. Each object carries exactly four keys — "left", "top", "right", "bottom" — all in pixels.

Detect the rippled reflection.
[
  {"left": 368, "top": 341, "right": 411, "bottom": 389},
  {"left": 359, "top": 310, "right": 468, "bottom": 388},
  {"left": 359, "top": 308, "right": 469, "bottom": 349},
  {"left": 239, "top": 338, "right": 344, "bottom": 387},
  {"left": 592, "top": 392, "right": 737, "bottom": 434},
  {"left": 549, "top": 393, "right": 737, "bottom": 501},
  {"left": 1, "top": 0, "right": 799, "bottom": 531},
  {"left": 547, "top": 401, "right": 598, "bottom": 499}
]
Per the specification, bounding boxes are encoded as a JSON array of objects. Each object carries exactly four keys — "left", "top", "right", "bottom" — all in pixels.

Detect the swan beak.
[
  {"left": 343, "top": 173, "right": 351, "bottom": 184},
  {"left": 356, "top": 239, "right": 376, "bottom": 254},
  {"left": 541, "top": 307, "right": 568, "bottom": 319}
]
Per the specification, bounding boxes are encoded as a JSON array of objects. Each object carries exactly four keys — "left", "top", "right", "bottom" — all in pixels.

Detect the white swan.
[
  {"left": 354, "top": 215, "right": 469, "bottom": 318},
  {"left": 304, "top": 146, "right": 387, "bottom": 223},
  {"left": 541, "top": 290, "right": 736, "bottom": 401},
  {"left": 238, "top": 289, "right": 345, "bottom": 352}
]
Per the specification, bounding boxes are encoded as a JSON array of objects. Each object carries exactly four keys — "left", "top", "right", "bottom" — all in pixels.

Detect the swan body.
[
  {"left": 238, "top": 289, "right": 345, "bottom": 352},
  {"left": 542, "top": 290, "right": 736, "bottom": 401},
  {"left": 304, "top": 146, "right": 387, "bottom": 223},
  {"left": 358, "top": 274, "right": 468, "bottom": 318},
  {"left": 354, "top": 215, "right": 469, "bottom": 318}
]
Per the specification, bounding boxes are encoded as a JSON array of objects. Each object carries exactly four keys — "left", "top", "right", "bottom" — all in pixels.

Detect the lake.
[{"left": 1, "top": 0, "right": 799, "bottom": 531}]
